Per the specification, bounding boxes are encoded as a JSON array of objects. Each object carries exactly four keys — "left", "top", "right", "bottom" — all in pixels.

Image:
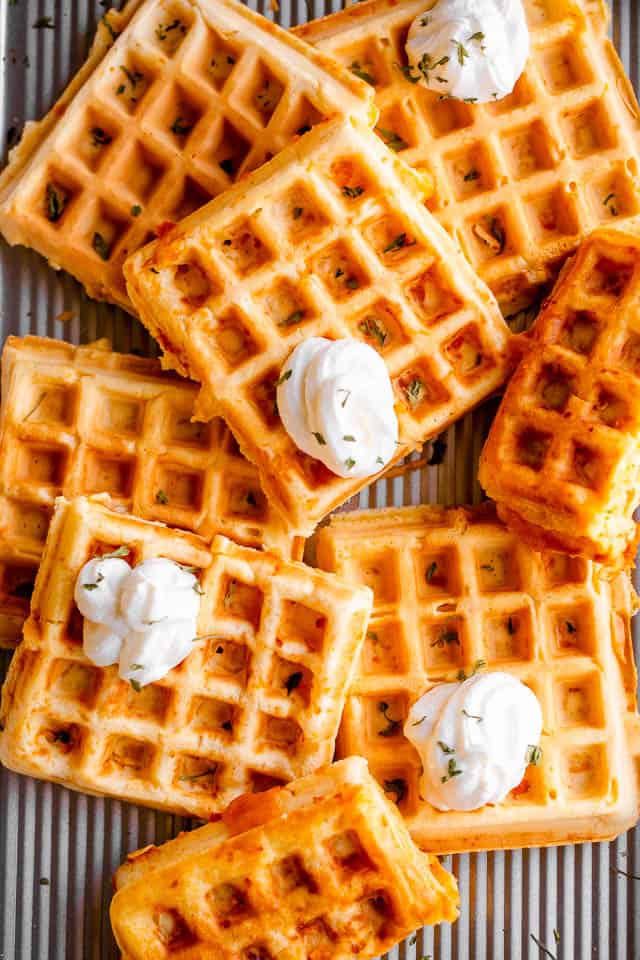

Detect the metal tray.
[{"left": 0, "top": 0, "right": 638, "bottom": 957}]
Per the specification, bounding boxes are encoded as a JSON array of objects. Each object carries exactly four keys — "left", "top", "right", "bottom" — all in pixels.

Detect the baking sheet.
[{"left": 0, "top": 0, "right": 639, "bottom": 957}]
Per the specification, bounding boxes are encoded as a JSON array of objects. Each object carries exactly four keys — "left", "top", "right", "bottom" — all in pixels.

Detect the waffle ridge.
[
  {"left": 479, "top": 227, "right": 640, "bottom": 567},
  {"left": 0, "top": 0, "right": 375, "bottom": 311},
  {"left": 295, "top": 0, "right": 640, "bottom": 316},
  {"left": 0, "top": 335, "right": 300, "bottom": 649},
  {"left": 0, "top": 495, "right": 372, "bottom": 816},
  {"left": 124, "top": 116, "right": 511, "bottom": 535},
  {"left": 315, "top": 502, "right": 640, "bottom": 854},
  {"left": 110, "top": 757, "right": 459, "bottom": 960}
]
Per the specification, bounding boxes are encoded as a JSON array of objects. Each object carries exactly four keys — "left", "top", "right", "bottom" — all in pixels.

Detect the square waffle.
[
  {"left": 479, "top": 227, "right": 640, "bottom": 567},
  {"left": 124, "top": 116, "right": 511, "bottom": 535},
  {"left": 0, "top": 335, "right": 300, "bottom": 650},
  {"left": 315, "top": 503, "right": 640, "bottom": 854},
  {"left": 0, "top": 0, "right": 375, "bottom": 311},
  {"left": 295, "top": 0, "right": 640, "bottom": 316},
  {"left": 0, "top": 495, "right": 372, "bottom": 816},
  {"left": 110, "top": 756, "right": 459, "bottom": 960}
]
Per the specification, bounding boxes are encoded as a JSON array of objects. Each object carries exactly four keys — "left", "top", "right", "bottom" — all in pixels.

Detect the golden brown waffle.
[
  {"left": 125, "top": 116, "right": 511, "bottom": 535},
  {"left": 0, "top": 496, "right": 372, "bottom": 816},
  {"left": 0, "top": 336, "right": 300, "bottom": 649},
  {"left": 295, "top": 0, "right": 640, "bottom": 316},
  {"left": 479, "top": 228, "right": 640, "bottom": 567},
  {"left": 0, "top": 0, "right": 375, "bottom": 311},
  {"left": 315, "top": 503, "right": 640, "bottom": 854},
  {"left": 110, "top": 756, "right": 459, "bottom": 959}
]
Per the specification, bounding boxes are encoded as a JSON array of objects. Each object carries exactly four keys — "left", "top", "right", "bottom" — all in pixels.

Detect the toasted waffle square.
[
  {"left": 110, "top": 756, "right": 459, "bottom": 959},
  {"left": 480, "top": 228, "right": 640, "bottom": 566},
  {"left": 125, "top": 116, "right": 511, "bottom": 535},
  {"left": 315, "top": 503, "right": 640, "bottom": 853},
  {"left": 295, "top": 0, "right": 640, "bottom": 316},
  {"left": 0, "top": 336, "right": 300, "bottom": 649},
  {"left": 0, "top": 0, "right": 374, "bottom": 311},
  {"left": 0, "top": 496, "right": 372, "bottom": 816}
]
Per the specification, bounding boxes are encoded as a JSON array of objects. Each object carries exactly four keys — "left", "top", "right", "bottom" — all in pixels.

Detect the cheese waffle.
[
  {"left": 110, "top": 756, "right": 459, "bottom": 959},
  {"left": 295, "top": 0, "right": 640, "bottom": 316},
  {"left": 479, "top": 228, "right": 640, "bottom": 567},
  {"left": 125, "top": 116, "right": 510, "bottom": 535},
  {"left": 315, "top": 503, "right": 640, "bottom": 854},
  {"left": 0, "top": 496, "right": 372, "bottom": 817},
  {"left": 0, "top": 0, "right": 375, "bottom": 312},
  {"left": 0, "top": 335, "right": 299, "bottom": 649}
]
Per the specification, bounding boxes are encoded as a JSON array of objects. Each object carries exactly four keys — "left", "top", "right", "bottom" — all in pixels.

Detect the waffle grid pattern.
[
  {"left": 125, "top": 117, "right": 510, "bottom": 534},
  {"left": 0, "top": 0, "right": 373, "bottom": 310},
  {"left": 295, "top": 0, "right": 640, "bottom": 315},
  {"left": 480, "top": 228, "right": 640, "bottom": 565},
  {"left": 110, "top": 758, "right": 458, "bottom": 960},
  {"left": 0, "top": 497, "right": 371, "bottom": 816},
  {"left": 0, "top": 336, "right": 298, "bottom": 648},
  {"left": 316, "top": 504, "right": 639, "bottom": 853}
]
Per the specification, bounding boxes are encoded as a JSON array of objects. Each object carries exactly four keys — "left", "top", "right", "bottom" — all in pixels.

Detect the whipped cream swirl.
[
  {"left": 75, "top": 556, "right": 201, "bottom": 688},
  {"left": 277, "top": 337, "right": 398, "bottom": 479},
  {"left": 404, "top": 671, "right": 543, "bottom": 811},
  {"left": 406, "top": 0, "right": 530, "bottom": 104}
]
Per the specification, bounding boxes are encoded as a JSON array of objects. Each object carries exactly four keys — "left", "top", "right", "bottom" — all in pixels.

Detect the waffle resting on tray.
[
  {"left": 295, "top": 0, "right": 640, "bottom": 317},
  {"left": 110, "top": 756, "right": 459, "bottom": 960},
  {"left": 0, "top": 335, "right": 299, "bottom": 650},
  {"left": 125, "top": 115, "right": 511, "bottom": 535},
  {"left": 315, "top": 503, "right": 640, "bottom": 854},
  {"left": 0, "top": 495, "right": 372, "bottom": 817},
  {"left": 480, "top": 227, "right": 640, "bottom": 567},
  {"left": 0, "top": 0, "right": 375, "bottom": 311}
]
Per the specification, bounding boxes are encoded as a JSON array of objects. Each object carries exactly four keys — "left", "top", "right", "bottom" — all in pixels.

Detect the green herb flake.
[
  {"left": 350, "top": 60, "right": 376, "bottom": 85},
  {"left": 156, "top": 18, "right": 186, "bottom": 41},
  {"left": 285, "top": 671, "right": 303, "bottom": 695},
  {"left": 457, "top": 658, "right": 486, "bottom": 682},
  {"left": 425, "top": 561, "right": 438, "bottom": 583},
  {"left": 358, "top": 315, "right": 388, "bottom": 347},
  {"left": 130, "top": 664, "right": 144, "bottom": 671},
  {"left": 553, "top": 930, "right": 561, "bottom": 944},
  {"left": 337, "top": 389, "right": 351, "bottom": 407},
  {"left": 383, "top": 778, "right": 407, "bottom": 804},
  {"left": 383, "top": 232, "right": 415, "bottom": 254},
  {"left": 92, "top": 232, "right": 111, "bottom": 261},
  {"left": 409, "top": 935, "right": 417, "bottom": 946},
  {"left": 441, "top": 756, "right": 463, "bottom": 783},
  {"left": 83, "top": 572, "right": 104, "bottom": 591},
  {"left": 101, "top": 545, "right": 130, "bottom": 560},
  {"left": 170, "top": 116, "right": 192, "bottom": 136},
  {"left": 155, "top": 489, "right": 169, "bottom": 505},
  {"left": 526, "top": 744, "right": 543, "bottom": 766},
  {"left": 464, "top": 168, "right": 480, "bottom": 182},
  {"left": 131, "top": 204, "right": 142, "bottom": 217},
  {"left": 452, "top": 39, "right": 469, "bottom": 66},
  {"left": 405, "top": 378, "right": 425, "bottom": 408},
  {"left": 345, "top": 276, "right": 360, "bottom": 290},
  {"left": 312, "top": 431, "right": 326, "bottom": 446},
  {"left": 274, "top": 369, "right": 292, "bottom": 387},
  {"left": 342, "top": 434, "right": 356, "bottom": 442},
  {"left": 179, "top": 765, "right": 218, "bottom": 782},
  {"left": 342, "top": 185, "right": 364, "bottom": 198},
  {"left": 438, "top": 740, "right": 455, "bottom": 755},
  {"left": 396, "top": 62, "right": 420, "bottom": 84},
  {"left": 378, "top": 700, "right": 401, "bottom": 737},
  {"left": 280, "top": 309, "right": 304, "bottom": 327},
  {"left": 376, "top": 127, "right": 408, "bottom": 152},
  {"left": 345, "top": 457, "right": 356, "bottom": 469},
  {"left": 467, "top": 31, "right": 485, "bottom": 43},
  {"left": 417, "top": 51, "right": 450, "bottom": 85},
  {"left": 45, "top": 183, "right": 66, "bottom": 223},
  {"left": 462, "top": 708, "right": 483, "bottom": 722},
  {"left": 130, "top": 678, "right": 142, "bottom": 693}
]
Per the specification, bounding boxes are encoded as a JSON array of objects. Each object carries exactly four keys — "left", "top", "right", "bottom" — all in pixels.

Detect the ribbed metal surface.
[{"left": 0, "top": 1, "right": 638, "bottom": 957}]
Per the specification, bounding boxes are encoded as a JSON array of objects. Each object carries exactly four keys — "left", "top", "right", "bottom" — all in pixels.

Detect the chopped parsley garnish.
[
  {"left": 33, "top": 15, "right": 55, "bottom": 28},
  {"left": 366, "top": 630, "right": 379, "bottom": 644},
  {"left": 83, "top": 572, "right": 104, "bottom": 591},
  {"left": 156, "top": 488, "right": 169, "bottom": 505},
  {"left": 284, "top": 671, "right": 303, "bottom": 695},
  {"left": 170, "top": 116, "right": 192, "bottom": 136},
  {"left": 45, "top": 183, "right": 66, "bottom": 223},
  {"left": 467, "top": 31, "right": 485, "bottom": 43},
  {"left": 416, "top": 51, "right": 450, "bottom": 85},
  {"left": 274, "top": 369, "right": 291, "bottom": 386},
  {"left": 131, "top": 204, "right": 142, "bottom": 217},
  {"left": 345, "top": 277, "right": 359, "bottom": 290},
  {"left": 604, "top": 192, "right": 618, "bottom": 215},
  {"left": 411, "top": 715, "right": 427, "bottom": 727},
  {"left": 179, "top": 766, "right": 218, "bottom": 782},
  {"left": 396, "top": 62, "right": 420, "bottom": 84},
  {"left": 554, "top": 930, "right": 561, "bottom": 944},
  {"left": 130, "top": 664, "right": 144, "bottom": 671},
  {"left": 457, "top": 659, "right": 486, "bottom": 681},
  {"left": 280, "top": 309, "right": 304, "bottom": 326},
  {"left": 431, "top": 629, "right": 459, "bottom": 648},
  {"left": 358, "top": 315, "right": 387, "bottom": 347},
  {"left": 452, "top": 40, "right": 469, "bottom": 66},
  {"left": 219, "top": 157, "right": 234, "bottom": 175},
  {"left": 383, "top": 232, "right": 415, "bottom": 254},
  {"left": 425, "top": 561, "right": 438, "bottom": 583},
  {"left": 101, "top": 545, "right": 130, "bottom": 559},
  {"left": 526, "top": 744, "right": 543, "bottom": 766},
  {"left": 383, "top": 778, "right": 406, "bottom": 804},
  {"left": 337, "top": 389, "right": 351, "bottom": 407},
  {"left": 375, "top": 456, "right": 384, "bottom": 465},
  {"left": 193, "top": 581, "right": 204, "bottom": 596},
  {"left": 312, "top": 431, "right": 326, "bottom": 446},
  {"left": 156, "top": 19, "right": 186, "bottom": 41},
  {"left": 342, "top": 185, "right": 364, "bottom": 198},
  {"left": 438, "top": 741, "right": 455, "bottom": 754},
  {"left": 90, "top": 127, "right": 112, "bottom": 147},
  {"left": 405, "top": 378, "right": 425, "bottom": 408},
  {"left": 130, "top": 678, "right": 142, "bottom": 692},
  {"left": 376, "top": 127, "right": 408, "bottom": 152},
  {"left": 345, "top": 457, "right": 356, "bottom": 469},
  {"left": 462, "top": 708, "right": 482, "bottom": 722},
  {"left": 464, "top": 168, "right": 480, "bottom": 182},
  {"left": 378, "top": 701, "right": 401, "bottom": 737},
  {"left": 342, "top": 434, "right": 355, "bottom": 442},
  {"left": 473, "top": 217, "right": 505, "bottom": 254},
  {"left": 441, "top": 757, "right": 463, "bottom": 783},
  {"left": 92, "top": 232, "right": 111, "bottom": 261},
  {"left": 350, "top": 61, "right": 376, "bottom": 85}
]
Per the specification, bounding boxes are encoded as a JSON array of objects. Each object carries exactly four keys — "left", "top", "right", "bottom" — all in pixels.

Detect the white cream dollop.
[
  {"left": 405, "top": 0, "right": 530, "bottom": 104},
  {"left": 277, "top": 337, "right": 398, "bottom": 479},
  {"left": 404, "top": 671, "right": 542, "bottom": 811},
  {"left": 75, "top": 556, "right": 200, "bottom": 687}
]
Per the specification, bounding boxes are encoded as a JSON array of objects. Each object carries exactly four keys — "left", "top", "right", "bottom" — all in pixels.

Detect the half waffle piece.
[
  {"left": 0, "top": 0, "right": 375, "bottom": 311},
  {"left": 315, "top": 503, "right": 640, "bottom": 854},
  {"left": 110, "top": 756, "right": 459, "bottom": 960},
  {"left": 0, "top": 495, "right": 372, "bottom": 817},
  {"left": 295, "top": 0, "right": 640, "bottom": 317},
  {"left": 479, "top": 227, "right": 640, "bottom": 568},
  {"left": 125, "top": 116, "right": 511, "bottom": 536},
  {"left": 0, "top": 335, "right": 299, "bottom": 650}
]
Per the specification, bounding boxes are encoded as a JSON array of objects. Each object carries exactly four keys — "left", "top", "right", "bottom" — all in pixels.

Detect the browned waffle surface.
[
  {"left": 110, "top": 756, "right": 459, "bottom": 959},
  {"left": 0, "top": 0, "right": 375, "bottom": 311},
  {"left": 294, "top": 0, "right": 640, "bottom": 316},
  {"left": 125, "top": 116, "right": 511, "bottom": 535},
  {"left": 315, "top": 503, "right": 640, "bottom": 854},
  {"left": 0, "top": 336, "right": 300, "bottom": 648},
  {"left": 480, "top": 227, "right": 640, "bottom": 567},
  {"left": 0, "top": 496, "right": 372, "bottom": 815}
]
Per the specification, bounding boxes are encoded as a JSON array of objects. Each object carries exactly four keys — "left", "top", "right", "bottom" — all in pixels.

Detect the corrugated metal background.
[{"left": 0, "top": 1, "right": 638, "bottom": 957}]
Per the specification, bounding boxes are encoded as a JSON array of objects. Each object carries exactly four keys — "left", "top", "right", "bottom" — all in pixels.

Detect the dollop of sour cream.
[
  {"left": 406, "top": 0, "right": 530, "bottom": 104},
  {"left": 74, "top": 556, "right": 201, "bottom": 688},
  {"left": 277, "top": 337, "right": 398, "bottom": 479},
  {"left": 404, "top": 671, "right": 543, "bottom": 811}
]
